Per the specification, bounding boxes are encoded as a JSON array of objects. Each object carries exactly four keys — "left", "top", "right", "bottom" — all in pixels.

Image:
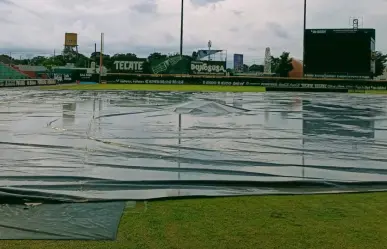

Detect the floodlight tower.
[
  {"left": 180, "top": 0, "right": 184, "bottom": 56},
  {"left": 302, "top": 0, "right": 306, "bottom": 77}
]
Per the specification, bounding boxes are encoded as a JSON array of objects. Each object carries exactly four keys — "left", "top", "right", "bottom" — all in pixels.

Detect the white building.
[{"left": 376, "top": 66, "right": 387, "bottom": 80}]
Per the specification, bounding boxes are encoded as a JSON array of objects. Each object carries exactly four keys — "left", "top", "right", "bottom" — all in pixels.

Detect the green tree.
[
  {"left": 226, "top": 68, "right": 234, "bottom": 76},
  {"left": 0, "top": 54, "right": 13, "bottom": 64},
  {"left": 15, "top": 58, "right": 31, "bottom": 65},
  {"left": 270, "top": 56, "right": 280, "bottom": 73},
  {"left": 52, "top": 55, "right": 67, "bottom": 66},
  {"left": 168, "top": 52, "right": 180, "bottom": 57},
  {"left": 90, "top": 51, "right": 100, "bottom": 59},
  {"left": 41, "top": 57, "right": 55, "bottom": 70},
  {"left": 74, "top": 54, "right": 92, "bottom": 68},
  {"left": 272, "top": 52, "right": 293, "bottom": 77},
  {"left": 92, "top": 53, "right": 112, "bottom": 69},
  {"left": 148, "top": 52, "right": 168, "bottom": 61},
  {"left": 0, "top": 54, "right": 12, "bottom": 60},
  {"left": 374, "top": 51, "right": 387, "bottom": 77},
  {"left": 0, "top": 54, "right": 31, "bottom": 65},
  {"left": 191, "top": 51, "right": 198, "bottom": 60},
  {"left": 110, "top": 53, "right": 138, "bottom": 61},
  {"left": 30, "top": 56, "right": 47, "bottom": 66},
  {"left": 249, "top": 64, "right": 264, "bottom": 72}
]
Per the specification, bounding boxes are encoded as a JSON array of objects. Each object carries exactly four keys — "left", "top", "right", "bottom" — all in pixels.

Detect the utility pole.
[
  {"left": 302, "top": 0, "right": 306, "bottom": 77},
  {"left": 99, "top": 33, "right": 104, "bottom": 84},
  {"left": 180, "top": 0, "right": 184, "bottom": 56},
  {"left": 94, "top": 43, "right": 97, "bottom": 73}
]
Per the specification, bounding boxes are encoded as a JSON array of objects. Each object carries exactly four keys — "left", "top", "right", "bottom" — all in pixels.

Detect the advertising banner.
[
  {"left": 54, "top": 73, "right": 72, "bottom": 83},
  {"left": 304, "top": 74, "right": 372, "bottom": 79},
  {"left": 112, "top": 59, "right": 146, "bottom": 73},
  {"left": 79, "top": 73, "right": 99, "bottom": 83},
  {"left": 233, "top": 54, "right": 244, "bottom": 72},
  {"left": 150, "top": 56, "right": 184, "bottom": 74},
  {"left": 190, "top": 61, "right": 227, "bottom": 75},
  {"left": 0, "top": 79, "right": 56, "bottom": 87},
  {"left": 104, "top": 73, "right": 387, "bottom": 92},
  {"left": 52, "top": 69, "right": 88, "bottom": 84}
]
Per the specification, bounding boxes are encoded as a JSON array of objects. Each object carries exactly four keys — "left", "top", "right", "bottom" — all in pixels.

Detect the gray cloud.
[
  {"left": 190, "top": 0, "right": 225, "bottom": 6},
  {"left": 232, "top": 10, "right": 243, "bottom": 16},
  {"left": 0, "top": 18, "right": 15, "bottom": 24},
  {"left": 0, "top": 11, "right": 14, "bottom": 24},
  {"left": 0, "top": 0, "right": 40, "bottom": 17},
  {"left": 0, "top": 0, "right": 14, "bottom": 5},
  {"left": 164, "top": 33, "right": 175, "bottom": 43},
  {"left": 266, "top": 22, "right": 290, "bottom": 39},
  {"left": 132, "top": 0, "right": 158, "bottom": 14},
  {"left": 0, "top": 0, "right": 386, "bottom": 64}
]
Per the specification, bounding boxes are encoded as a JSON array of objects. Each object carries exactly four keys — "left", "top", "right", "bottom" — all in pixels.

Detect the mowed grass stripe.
[{"left": 3, "top": 193, "right": 387, "bottom": 249}]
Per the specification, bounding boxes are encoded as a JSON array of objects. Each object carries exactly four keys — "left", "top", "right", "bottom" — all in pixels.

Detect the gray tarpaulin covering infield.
[{"left": 1, "top": 89, "right": 387, "bottom": 239}]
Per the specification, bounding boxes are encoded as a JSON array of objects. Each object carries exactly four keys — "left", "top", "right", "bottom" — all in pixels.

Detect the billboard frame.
[{"left": 304, "top": 28, "right": 376, "bottom": 79}]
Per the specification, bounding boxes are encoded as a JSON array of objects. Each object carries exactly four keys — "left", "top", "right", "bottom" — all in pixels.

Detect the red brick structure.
[{"left": 288, "top": 59, "right": 303, "bottom": 78}]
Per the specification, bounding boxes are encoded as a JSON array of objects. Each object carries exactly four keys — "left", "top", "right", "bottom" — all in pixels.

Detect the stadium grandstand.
[
  {"left": 0, "top": 55, "right": 30, "bottom": 79},
  {"left": 0, "top": 55, "right": 49, "bottom": 79}
]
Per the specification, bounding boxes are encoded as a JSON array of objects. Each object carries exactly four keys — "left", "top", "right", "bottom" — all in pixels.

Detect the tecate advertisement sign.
[{"left": 113, "top": 60, "right": 145, "bottom": 73}]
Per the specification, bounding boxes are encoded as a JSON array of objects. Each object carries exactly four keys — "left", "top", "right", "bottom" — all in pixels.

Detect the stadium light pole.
[
  {"left": 302, "top": 0, "right": 306, "bottom": 77},
  {"left": 301, "top": 0, "right": 307, "bottom": 179},
  {"left": 180, "top": 0, "right": 184, "bottom": 56}
]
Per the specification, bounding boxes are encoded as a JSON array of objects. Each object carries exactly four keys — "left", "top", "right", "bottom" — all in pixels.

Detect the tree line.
[
  {"left": 1, "top": 50, "right": 386, "bottom": 77},
  {"left": 0, "top": 51, "right": 297, "bottom": 76}
]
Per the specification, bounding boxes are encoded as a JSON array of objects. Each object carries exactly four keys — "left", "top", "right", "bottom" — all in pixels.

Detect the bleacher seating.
[
  {"left": 0, "top": 62, "right": 30, "bottom": 79},
  {"left": 0, "top": 55, "right": 32, "bottom": 79}
]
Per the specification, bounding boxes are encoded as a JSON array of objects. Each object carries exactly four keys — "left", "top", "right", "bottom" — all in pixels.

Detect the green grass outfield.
[
  {"left": 10, "top": 84, "right": 387, "bottom": 248},
  {"left": 40, "top": 84, "right": 266, "bottom": 92},
  {"left": 348, "top": 89, "right": 387, "bottom": 94},
  {"left": 39, "top": 83, "right": 387, "bottom": 94},
  {"left": 4, "top": 193, "right": 387, "bottom": 249},
  {"left": 364, "top": 90, "right": 387, "bottom": 94}
]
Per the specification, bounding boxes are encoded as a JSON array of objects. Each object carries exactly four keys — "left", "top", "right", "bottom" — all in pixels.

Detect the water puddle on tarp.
[{"left": 1, "top": 89, "right": 387, "bottom": 201}]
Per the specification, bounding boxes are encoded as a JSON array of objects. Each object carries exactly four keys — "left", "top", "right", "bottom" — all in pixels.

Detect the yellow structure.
[{"left": 64, "top": 33, "right": 78, "bottom": 47}]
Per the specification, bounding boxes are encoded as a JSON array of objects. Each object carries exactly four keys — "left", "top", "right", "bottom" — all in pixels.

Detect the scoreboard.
[{"left": 304, "top": 29, "right": 376, "bottom": 78}]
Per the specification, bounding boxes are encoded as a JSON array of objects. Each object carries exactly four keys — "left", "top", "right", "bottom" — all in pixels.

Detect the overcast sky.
[{"left": 0, "top": 0, "right": 386, "bottom": 64}]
